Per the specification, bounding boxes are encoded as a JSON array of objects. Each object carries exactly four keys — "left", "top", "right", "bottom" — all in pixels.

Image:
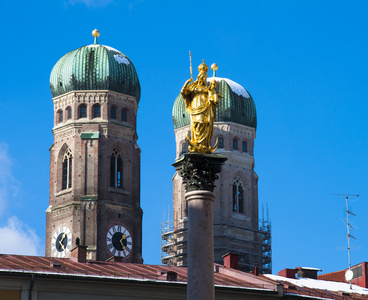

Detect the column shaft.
[{"left": 186, "top": 190, "right": 215, "bottom": 300}]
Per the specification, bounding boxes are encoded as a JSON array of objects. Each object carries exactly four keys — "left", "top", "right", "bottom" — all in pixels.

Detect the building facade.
[
  {"left": 162, "top": 74, "right": 271, "bottom": 273},
  {"left": 45, "top": 32, "right": 143, "bottom": 263}
]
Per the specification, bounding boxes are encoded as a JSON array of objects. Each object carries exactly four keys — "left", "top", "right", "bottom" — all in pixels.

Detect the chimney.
[
  {"left": 70, "top": 245, "right": 87, "bottom": 262},
  {"left": 254, "top": 265, "right": 260, "bottom": 276},
  {"left": 157, "top": 271, "right": 178, "bottom": 282},
  {"left": 167, "top": 271, "right": 178, "bottom": 281},
  {"left": 278, "top": 268, "right": 296, "bottom": 279},
  {"left": 222, "top": 253, "right": 239, "bottom": 270},
  {"left": 295, "top": 267, "right": 321, "bottom": 279}
]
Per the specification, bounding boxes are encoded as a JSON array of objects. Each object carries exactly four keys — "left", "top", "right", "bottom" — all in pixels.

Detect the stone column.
[{"left": 173, "top": 153, "right": 227, "bottom": 300}]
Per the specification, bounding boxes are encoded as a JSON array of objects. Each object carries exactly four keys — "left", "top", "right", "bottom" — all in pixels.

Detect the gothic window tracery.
[
  {"left": 62, "top": 148, "right": 72, "bottom": 190},
  {"left": 232, "top": 177, "right": 244, "bottom": 213},
  {"left": 110, "top": 148, "right": 122, "bottom": 188}
]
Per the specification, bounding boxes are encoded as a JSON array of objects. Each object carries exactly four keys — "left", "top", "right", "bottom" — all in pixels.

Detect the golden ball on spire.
[
  {"left": 211, "top": 63, "right": 218, "bottom": 71},
  {"left": 92, "top": 29, "right": 100, "bottom": 38}
]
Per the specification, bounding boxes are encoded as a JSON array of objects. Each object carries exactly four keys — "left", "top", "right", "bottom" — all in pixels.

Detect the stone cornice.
[
  {"left": 52, "top": 121, "right": 136, "bottom": 141},
  {"left": 52, "top": 90, "right": 138, "bottom": 111}
]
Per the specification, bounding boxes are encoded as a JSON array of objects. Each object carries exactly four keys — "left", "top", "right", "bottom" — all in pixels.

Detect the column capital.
[{"left": 173, "top": 153, "right": 227, "bottom": 193}]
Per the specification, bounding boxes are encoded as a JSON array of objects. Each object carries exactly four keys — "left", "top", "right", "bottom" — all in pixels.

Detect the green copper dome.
[
  {"left": 50, "top": 44, "right": 141, "bottom": 102},
  {"left": 172, "top": 77, "right": 257, "bottom": 130}
]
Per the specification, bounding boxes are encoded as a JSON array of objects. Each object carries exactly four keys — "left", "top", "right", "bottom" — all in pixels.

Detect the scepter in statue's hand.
[{"left": 189, "top": 50, "right": 193, "bottom": 80}]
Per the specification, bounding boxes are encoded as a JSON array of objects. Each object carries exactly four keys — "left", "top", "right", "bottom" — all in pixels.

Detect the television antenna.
[{"left": 329, "top": 193, "right": 359, "bottom": 289}]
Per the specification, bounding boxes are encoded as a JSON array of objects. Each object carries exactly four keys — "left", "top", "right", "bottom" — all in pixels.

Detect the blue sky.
[{"left": 0, "top": 0, "right": 367, "bottom": 275}]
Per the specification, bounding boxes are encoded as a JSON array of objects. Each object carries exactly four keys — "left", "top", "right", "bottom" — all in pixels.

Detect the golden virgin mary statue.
[{"left": 181, "top": 61, "right": 221, "bottom": 153}]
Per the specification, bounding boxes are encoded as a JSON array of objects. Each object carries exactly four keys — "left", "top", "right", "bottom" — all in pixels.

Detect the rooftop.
[{"left": 1, "top": 254, "right": 368, "bottom": 299}]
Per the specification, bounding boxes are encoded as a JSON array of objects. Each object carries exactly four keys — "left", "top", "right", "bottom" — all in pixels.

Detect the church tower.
[
  {"left": 162, "top": 68, "right": 271, "bottom": 273},
  {"left": 45, "top": 30, "right": 143, "bottom": 263}
]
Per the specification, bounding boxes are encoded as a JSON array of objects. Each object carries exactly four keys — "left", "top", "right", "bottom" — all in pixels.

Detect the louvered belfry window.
[
  {"left": 62, "top": 148, "right": 72, "bottom": 190},
  {"left": 110, "top": 148, "right": 122, "bottom": 188},
  {"left": 232, "top": 177, "right": 244, "bottom": 213}
]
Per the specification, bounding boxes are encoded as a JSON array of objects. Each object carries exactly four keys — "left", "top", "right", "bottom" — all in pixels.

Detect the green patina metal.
[
  {"left": 50, "top": 45, "right": 141, "bottom": 102},
  {"left": 81, "top": 132, "right": 100, "bottom": 139},
  {"left": 172, "top": 79, "right": 257, "bottom": 130}
]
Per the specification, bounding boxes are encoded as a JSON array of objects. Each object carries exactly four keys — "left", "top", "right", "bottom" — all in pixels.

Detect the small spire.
[
  {"left": 211, "top": 63, "right": 218, "bottom": 77},
  {"left": 92, "top": 29, "right": 100, "bottom": 45}
]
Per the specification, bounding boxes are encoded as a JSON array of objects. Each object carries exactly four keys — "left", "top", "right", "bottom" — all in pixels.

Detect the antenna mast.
[{"left": 329, "top": 193, "right": 359, "bottom": 289}]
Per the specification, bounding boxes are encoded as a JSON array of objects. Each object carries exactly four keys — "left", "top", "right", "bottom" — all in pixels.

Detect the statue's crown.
[{"left": 198, "top": 60, "right": 208, "bottom": 74}]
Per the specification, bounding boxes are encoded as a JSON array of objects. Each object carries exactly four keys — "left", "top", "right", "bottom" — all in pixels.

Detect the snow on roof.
[
  {"left": 265, "top": 274, "right": 368, "bottom": 296},
  {"left": 207, "top": 77, "right": 250, "bottom": 98},
  {"left": 297, "top": 267, "right": 322, "bottom": 271},
  {"left": 86, "top": 45, "right": 129, "bottom": 65},
  {"left": 113, "top": 55, "right": 130, "bottom": 65}
]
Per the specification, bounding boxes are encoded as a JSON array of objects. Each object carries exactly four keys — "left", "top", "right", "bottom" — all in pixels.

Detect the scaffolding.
[{"left": 161, "top": 207, "right": 272, "bottom": 273}]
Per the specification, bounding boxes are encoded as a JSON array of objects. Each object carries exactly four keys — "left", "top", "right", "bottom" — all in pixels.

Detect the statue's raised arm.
[{"left": 180, "top": 60, "right": 221, "bottom": 154}]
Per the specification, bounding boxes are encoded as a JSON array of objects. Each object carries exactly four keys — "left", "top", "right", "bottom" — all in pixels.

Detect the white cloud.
[
  {"left": 0, "top": 142, "right": 20, "bottom": 216},
  {"left": 67, "top": 0, "right": 113, "bottom": 7},
  {"left": 0, "top": 216, "right": 42, "bottom": 256},
  {"left": 0, "top": 143, "right": 42, "bottom": 256}
]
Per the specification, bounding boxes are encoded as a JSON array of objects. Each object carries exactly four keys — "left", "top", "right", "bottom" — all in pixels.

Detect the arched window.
[
  {"left": 232, "top": 177, "right": 244, "bottom": 213},
  {"left": 121, "top": 109, "right": 127, "bottom": 122},
  {"left": 218, "top": 137, "right": 224, "bottom": 149},
  {"left": 93, "top": 104, "right": 101, "bottom": 118},
  {"left": 181, "top": 142, "right": 188, "bottom": 156},
  {"left": 110, "top": 148, "right": 122, "bottom": 188},
  {"left": 233, "top": 139, "right": 238, "bottom": 151},
  {"left": 62, "top": 148, "right": 72, "bottom": 190},
  {"left": 58, "top": 110, "right": 63, "bottom": 123},
  {"left": 111, "top": 106, "right": 116, "bottom": 119},
  {"left": 79, "top": 104, "right": 87, "bottom": 119},
  {"left": 66, "top": 107, "right": 72, "bottom": 120},
  {"left": 242, "top": 141, "right": 247, "bottom": 153}
]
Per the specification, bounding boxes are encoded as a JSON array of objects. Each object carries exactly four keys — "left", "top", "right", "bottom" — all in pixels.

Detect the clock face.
[
  {"left": 106, "top": 225, "right": 133, "bottom": 257},
  {"left": 51, "top": 225, "right": 72, "bottom": 258}
]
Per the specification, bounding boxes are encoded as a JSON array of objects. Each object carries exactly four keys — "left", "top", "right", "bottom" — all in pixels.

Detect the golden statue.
[{"left": 181, "top": 60, "right": 221, "bottom": 153}]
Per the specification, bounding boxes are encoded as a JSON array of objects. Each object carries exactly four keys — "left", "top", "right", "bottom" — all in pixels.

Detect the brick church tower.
[
  {"left": 162, "top": 68, "right": 271, "bottom": 273},
  {"left": 45, "top": 30, "right": 143, "bottom": 263}
]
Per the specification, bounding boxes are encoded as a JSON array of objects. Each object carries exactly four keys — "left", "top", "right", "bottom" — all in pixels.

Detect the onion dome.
[
  {"left": 172, "top": 77, "right": 257, "bottom": 130},
  {"left": 50, "top": 30, "right": 141, "bottom": 102}
]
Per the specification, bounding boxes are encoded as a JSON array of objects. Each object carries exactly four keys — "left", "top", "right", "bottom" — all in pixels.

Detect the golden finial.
[
  {"left": 211, "top": 63, "right": 218, "bottom": 77},
  {"left": 92, "top": 29, "right": 100, "bottom": 44}
]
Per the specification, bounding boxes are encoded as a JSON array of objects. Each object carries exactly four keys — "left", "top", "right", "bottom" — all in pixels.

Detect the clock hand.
[
  {"left": 120, "top": 234, "right": 126, "bottom": 250},
  {"left": 59, "top": 233, "right": 66, "bottom": 250}
]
